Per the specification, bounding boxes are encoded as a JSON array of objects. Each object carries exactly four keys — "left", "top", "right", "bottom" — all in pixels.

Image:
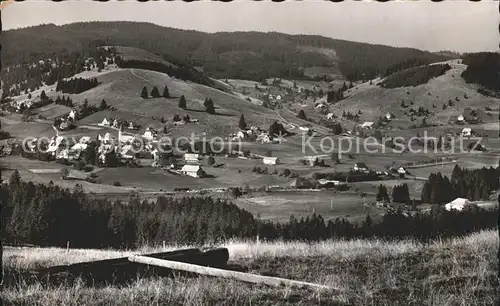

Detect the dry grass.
[{"left": 2, "top": 230, "right": 498, "bottom": 305}]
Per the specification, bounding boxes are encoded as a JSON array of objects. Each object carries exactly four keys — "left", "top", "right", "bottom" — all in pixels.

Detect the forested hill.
[{"left": 2, "top": 21, "right": 453, "bottom": 81}]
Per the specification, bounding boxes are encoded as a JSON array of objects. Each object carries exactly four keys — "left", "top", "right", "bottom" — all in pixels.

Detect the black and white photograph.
[{"left": 0, "top": 1, "right": 499, "bottom": 305}]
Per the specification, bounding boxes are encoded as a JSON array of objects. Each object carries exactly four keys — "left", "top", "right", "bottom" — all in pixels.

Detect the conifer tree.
[
  {"left": 141, "top": 86, "right": 149, "bottom": 99},
  {"left": 151, "top": 86, "right": 160, "bottom": 98},
  {"left": 162, "top": 85, "right": 170, "bottom": 98},
  {"left": 99, "top": 99, "right": 108, "bottom": 111},
  {"left": 178, "top": 95, "right": 187, "bottom": 109},
  {"left": 238, "top": 114, "right": 247, "bottom": 130}
]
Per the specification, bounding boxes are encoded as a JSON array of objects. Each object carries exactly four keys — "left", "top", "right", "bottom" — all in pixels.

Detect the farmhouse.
[
  {"left": 385, "top": 112, "right": 392, "bottom": 120},
  {"left": 445, "top": 198, "right": 475, "bottom": 211},
  {"left": 304, "top": 156, "right": 318, "bottom": 166},
  {"left": 120, "top": 144, "right": 136, "bottom": 159},
  {"left": 257, "top": 133, "right": 271, "bottom": 143},
  {"left": 99, "top": 133, "right": 116, "bottom": 144},
  {"left": 143, "top": 127, "right": 157, "bottom": 140},
  {"left": 397, "top": 166, "right": 407, "bottom": 178},
  {"left": 99, "top": 117, "right": 110, "bottom": 126},
  {"left": 128, "top": 122, "right": 140, "bottom": 130},
  {"left": 180, "top": 165, "right": 206, "bottom": 178},
  {"left": 233, "top": 131, "right": 246, "bottom": 140},
  {"left": 68, "top": 109, "right": 77, "bottom": 121},
  {"left": 315, "top": 103, "right": 326, "bottom": 109},
  {"left": 263, "top": 156, "right": 279, "bottom": 165},
  {"left": 353, "top": 162, "right": 369, "bottom": 172},
  {"left": 457, "top": 114, "right": 464, "bottom": 123},
  {"left": 461, "top": 127, "right": 472, "bottom": 137},
  {"left": 326, "top": 113, "right": 334, "bottom": 120},
  {"left": 317, "top": 179, "right": 340, "bottom": 187},
  {"left": 184, "top": 153, "right": 200, "bottom": 164},
  {"left": 462, "top": 108, "right": 479, "bottom": 123},
  {"left": 361, "top": 122, "right": 374, "bottom": 129},
  {"left": 47, "top": 136, "right": 65, "bottom": 154}
]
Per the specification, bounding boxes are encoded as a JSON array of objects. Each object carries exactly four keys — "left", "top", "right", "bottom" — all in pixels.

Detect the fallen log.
[{"left": 128, "top": 255, "right": 335, "bottom": 290}]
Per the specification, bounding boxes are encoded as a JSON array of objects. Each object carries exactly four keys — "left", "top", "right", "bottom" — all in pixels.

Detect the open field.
[
  {"left": 235, "top": 190, "right": 383, "bottom": 223},
  {"left": 2, "top": 230, "right": 498, "bottom": 305}
]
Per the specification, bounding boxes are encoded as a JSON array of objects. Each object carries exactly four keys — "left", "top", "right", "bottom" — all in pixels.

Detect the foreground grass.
[{"left": 2, "top": 230, "right": 499, "bottom": 305}]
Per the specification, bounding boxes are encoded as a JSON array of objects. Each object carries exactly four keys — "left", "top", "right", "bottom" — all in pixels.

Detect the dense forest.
[
  {"left": 2, "top": 22, "right": 451, "bottom": 82},
  {"left": 1, "top": 171, "right": 497, "bottom": 249},
  {"left": 380, "top": 64, "right": 451, "bottom": 88},
  {"left": 461, "top": 52, "right": 500, "bottom": 92},
  {"left": 115, "top": 58, "right": 220, "bottom": 90},
  {"left": 421, "top": 165, "right": 499, "bottom": 204},
  {"left": 56, "top": 77, "right": 100, "bottom": 94}
]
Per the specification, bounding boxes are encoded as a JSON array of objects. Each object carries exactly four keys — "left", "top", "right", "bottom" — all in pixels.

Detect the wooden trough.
[
  {"left": 33, "top": 247, "right": 334, "bottom": 290},
  {"left": 34, "top": 248, "right": 232, "bottom": 285}
]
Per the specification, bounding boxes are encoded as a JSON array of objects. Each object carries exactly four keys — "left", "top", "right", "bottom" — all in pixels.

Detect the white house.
[
  {"left": 184, "top": 153, "right": 200, "bottom": 164},
  {"left": 445, "top": 198, "right": 473, "bottom": 211},
  {"left": 457, "top": 114, "right": 465, "bottom": 123},
  {"left": 151, "top": 148, "right": 159, "bottom": 162},
  {"left": 385, "top": 112, "right": 392, "bottom": 120},
  {"left": 263, "top": 156, "right": 279, "bottom": 165},
  {"left": 180, "top": 165, "right": 205, "bottom": 178},
  {"left": 298, "top": 126, "right": 310, "bottom": 132},
  {"left": 120, "top": 144, "right": 135, "bottom": 159},
  {"left": 236, "top": 131, "right": 246, "bottom": 139},
  {"left": 99, "top": 133, "right": 115, "bottom": 144},
  {"left": 128, "top": 122, "right": 138, "bottom": 130},
  {"left": 68, "top": 110, "right": 77, "bottom": 121},
  {"left": 326, "top": 113, "right": 335, "bottom": 120},
  {"left": 461, "top": 127, "right": 472, "bottom": 137},
  {"left": 71, "top": 143, "right": 88, "bottom": 151},
  {"left": 143, "top": 127, "right": 157, "bottom": 140},
  {"left": 257, "top": 133, "right": 271, "bottom": 143},
  {"left": 99, "top": 117, "right": 110, "bottom": 126},
  {"left": 79, "top": 136, "right": 91, "bottom": 144},
  {"left": 353, "top": 162, "right": 369, "bottom": 172},
  {"left": 315, "top": 103, "right": 326, "bottom": 109},
  {"left": 304, "top": 156, "right": 318, "bottom": 166},
  {"left": 397, "top": 166, "right": 407, "bottom": 178},
  {"left": 361, "top": 122, "right": 374, "bottom": 129},
  {"left": 112, "top": 119, "right": 119, "bottom": 128},
  {"left": 317, "top": 179, "right": 340, "bottom": 186},
  {"left": 276, "top": 95, "right": 282, "bottom": 100},
  {"left": 47, "top": 136, "right": 65, "bottom": 154}
]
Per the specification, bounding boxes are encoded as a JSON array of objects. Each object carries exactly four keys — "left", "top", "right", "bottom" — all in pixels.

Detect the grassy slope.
[
  {"left": 64, "top": 67, "right": 292, "bottom": 137},
  {"left": 2, "top": 230, "right": 498, "bottom": 305},
  {"left": 330, "top": 60, "right": 500, "bottom": 128}
]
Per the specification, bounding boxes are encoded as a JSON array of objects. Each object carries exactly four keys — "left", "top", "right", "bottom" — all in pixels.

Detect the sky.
[{"left": 2, "top": 0, "right": 498, "bottom": 53}]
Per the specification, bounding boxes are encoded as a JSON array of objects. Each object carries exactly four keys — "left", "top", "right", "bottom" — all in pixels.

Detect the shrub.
[
  {"left": 113, "top": 181, "right": 122, "bottom": 186},
  {"left": 73, "top": 160, "right": 86, "bottom": 171},
  {"left": 283, "top": 168, "right": 291, "bottom": 177}
]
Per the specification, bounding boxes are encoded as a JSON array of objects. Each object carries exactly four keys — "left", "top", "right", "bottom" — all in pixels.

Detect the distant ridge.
[{"left": 2, "top": 21, "right": 452, "bottom": 82}]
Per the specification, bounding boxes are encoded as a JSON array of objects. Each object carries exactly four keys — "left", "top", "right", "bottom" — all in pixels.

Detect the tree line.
[
  {"left": 421, "top": 165, "right": 499, "bottom": 204},
  {"left": 56, "top": 77, "right": 100, "bottom": 94},
  {"left": 1, "top": 171, "right": 497, "bottom": 249},
  {"left": 381, "top": 64, "right": 451, "bottom": 88},
  {"left": 3, "top": 22, "right": 451, "bottom": 83}
]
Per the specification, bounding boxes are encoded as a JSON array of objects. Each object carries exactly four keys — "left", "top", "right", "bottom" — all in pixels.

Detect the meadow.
[{"left": 2, "top": 230, "right": 498, "bottom": 305}]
